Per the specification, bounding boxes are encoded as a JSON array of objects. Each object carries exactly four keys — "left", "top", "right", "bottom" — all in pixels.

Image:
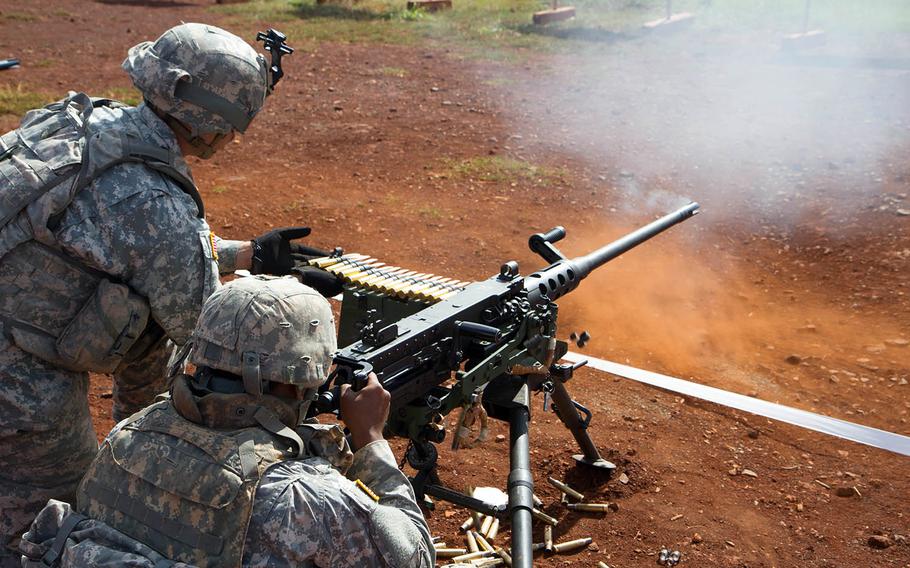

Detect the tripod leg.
[
  {"left": 508, "top": 402, "right": 534, "bottom": 568},
  {"left": 551, "top": 381, "right": 616, "bottom": 471}
]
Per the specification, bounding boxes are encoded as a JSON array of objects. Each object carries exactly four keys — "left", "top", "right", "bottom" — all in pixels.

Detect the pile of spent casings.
[{"left": 435, "top": 477, "right": 621, "bottom": 567}]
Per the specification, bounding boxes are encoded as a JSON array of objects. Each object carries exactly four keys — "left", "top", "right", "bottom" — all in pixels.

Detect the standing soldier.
[
  {"left": 20, "top": 276, "right": 434, "bottom": 568},
  {"left": 0, "top": 24, "right": 337, "bottom": 565}
]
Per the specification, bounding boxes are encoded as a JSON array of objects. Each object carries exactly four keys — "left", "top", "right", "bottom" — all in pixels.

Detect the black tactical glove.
[
  {"left": 291, "top": 266, "right": 345, "bottom": 297},
  {"left": 290, "top": 244, "right": 333, "bottom": 262},
  {"left": 250, "top": 226, "right": 312, "bottom": 275}
]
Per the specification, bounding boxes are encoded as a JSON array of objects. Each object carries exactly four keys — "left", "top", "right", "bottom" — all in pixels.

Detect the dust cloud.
[
  {"left": 481, "top": 4, "right": 910, "bottom": 387},
  {"left": 556, "top": 224, "right": 907, "bottom": 394},
  {"left": 555, "top": 228, "right": 767, "bottom": 379},
  {"left": 493, "top": 3, "right": 910, "bottom": 225}
]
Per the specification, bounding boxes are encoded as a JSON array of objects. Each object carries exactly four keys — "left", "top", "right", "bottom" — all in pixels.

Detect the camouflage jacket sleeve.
[
  {"left": 212, "top": 237, "right": 249, "bottom": 275},
  {"left": 244, "top": 442, "right": 434, "bottom": 568},
  {"left": 55, "top": 164, "right": 219, "bottom": 345},
  {"left": 345, "top": 440, "right": 434, "bottom": 566}
]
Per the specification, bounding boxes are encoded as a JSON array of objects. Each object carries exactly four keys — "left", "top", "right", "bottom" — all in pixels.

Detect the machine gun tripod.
[{"left": 404, "top": 354, "right": 612, "bottom": 565}]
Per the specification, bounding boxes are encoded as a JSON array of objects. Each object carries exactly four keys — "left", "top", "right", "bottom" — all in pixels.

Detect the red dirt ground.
[{"left": 2, "top": 1, "right": 908, "bottom": 566}]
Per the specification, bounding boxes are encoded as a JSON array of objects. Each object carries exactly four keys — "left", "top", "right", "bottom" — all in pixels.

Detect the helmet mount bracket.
[{"left": 256, "top": 28, "right": 294, "bottom": 92}]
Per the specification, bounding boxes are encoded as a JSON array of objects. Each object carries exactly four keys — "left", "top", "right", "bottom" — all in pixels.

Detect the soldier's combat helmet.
[
  {"left": 189, "top": 276, "right": 337, "bottom": 398},
  {"left": 122, "top": 23, "right": 269, "bottom": 157}
]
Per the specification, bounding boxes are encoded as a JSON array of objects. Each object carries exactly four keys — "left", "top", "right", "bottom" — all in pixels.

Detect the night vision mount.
[{"left": 256, "top": 28, "right": 294, "bottom": 91}]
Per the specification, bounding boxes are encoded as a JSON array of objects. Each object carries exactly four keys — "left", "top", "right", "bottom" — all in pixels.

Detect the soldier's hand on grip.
[
  {"left": 250, "top": 226, "right": 311, "bottom": 275},
  {"left": 340, "top": 373, "right": 390, "bottom": 450}
]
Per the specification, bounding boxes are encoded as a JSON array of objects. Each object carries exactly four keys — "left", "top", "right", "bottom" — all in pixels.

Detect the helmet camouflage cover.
[
  {"left": 190, "top": 276, "right": 337, "bottom": 392},
  {"left": 123, "top": 22, "right": 268, "bottom": 136}
]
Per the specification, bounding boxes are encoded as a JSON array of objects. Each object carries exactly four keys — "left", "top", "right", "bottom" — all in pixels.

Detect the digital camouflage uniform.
[
  {"left": 20, "top": 277, "right": 434, "bottom": 567},
  {"left": 19, "top": 439, "right": 433, "bottom": 568},
  {"left": 0, "top": 23, "right": 265, "bottom": 565},
  {"left": 242, "top": 438, "right": 434, "bottom": 568}
]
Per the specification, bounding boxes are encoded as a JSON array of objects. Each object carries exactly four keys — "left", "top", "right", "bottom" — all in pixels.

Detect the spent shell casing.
[
  {"left": 452, "top": 550, "right": 494, "bottom": 562},
  {"left": 553, "top": 537, "right": 593, "bottom": 553},
  {"left": 487, "top": 517, "right": 500, "bottom": 541},
  {"left": 471, "top": 510, "right": 483, "bottom": 530},
  {"left": 532, "top": 494, "right": 543, "bottom": 507},
  {"left": 566, "top": 503, "right": 618, "bottom": 513},
  {"left": 560, "top": 492, "right": 569, "bottom": 505},
  {"left": 480, "top": 515, "right": 494, "bottom": 536},
  {"left": 497, "top": 547, "right": 513, "bottom": 567},
  {"left": 432, "top": 536, "right": 444, "bottom": 543},
  {"left": 531, "top": 508, "right": 559, "bottom": 526},
  {"left": 544, "top": 525, "right": 553, "bottom": 552},
  {"left": 460, "top": 516, "right": 475, "bottom": 531},
  {"left": 474, "top": 559, "right": 504, "bottom": 568},
  {"left": 466, "top": 529, "right": 479, "bottom": 552},
  {"left": 433, "top": 541, "right": 447, "bottom": 548},
  {"left": 435, "top": 548, "right": 468, "bottom": 557},
  {"left": 598, "top": 562, "right": 611, "bottom": 568},
  {"left": 475, "top": 532, "right": 495, "bottom": 553},
  {"left": 532, "top": 543, "right": 547, "bottom": 552},
  {"left": 547, "top": 477, "right": 584, "bottom": 501}
]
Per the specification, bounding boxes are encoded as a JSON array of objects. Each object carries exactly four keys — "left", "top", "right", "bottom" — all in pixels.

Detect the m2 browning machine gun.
[{"left": 309, "top": 202, "right": 700, "bottom": 568}]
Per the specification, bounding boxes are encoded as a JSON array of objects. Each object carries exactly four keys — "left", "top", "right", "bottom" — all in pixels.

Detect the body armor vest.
[
  {"left": 0, "top": 92, "right": 203, "bottom": 372},
  {"left": 76, "top": 380, "right": 352, "bottom": 568},
  {"left": 78, "top": 401, "right": 288, "bottom": 567}
]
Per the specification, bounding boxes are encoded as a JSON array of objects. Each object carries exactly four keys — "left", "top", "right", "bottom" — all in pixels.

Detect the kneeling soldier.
[{"left": 19, "top": 276, "right": 434, "bottom": 568}]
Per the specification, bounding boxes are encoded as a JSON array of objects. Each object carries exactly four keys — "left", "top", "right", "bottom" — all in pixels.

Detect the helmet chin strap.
[
  {"left": 295, "top": 387, "right": 319, "bottom": 425},
  {"left": 162, "top": 113, "right": 226, "bottom": 159}
]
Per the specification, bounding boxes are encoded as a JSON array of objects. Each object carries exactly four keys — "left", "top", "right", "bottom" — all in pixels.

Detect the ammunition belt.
[{"left": 308, "top": 254, "right": 470, "bottom": 303}]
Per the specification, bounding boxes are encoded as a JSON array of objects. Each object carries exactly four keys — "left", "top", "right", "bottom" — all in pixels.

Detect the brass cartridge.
[
  {"left": 547, "top": 477, "right": 584, "bottom": 501},
  {"left": 474, "top": 531, "right": 494, "bottom": 553},
  {"left": 486, "top": 518, "right": 500, "bottom": 541},
  {"left": 531, "top": 508, "right": 558, "bottom": 526},
  {"left": 552, "top": 537, "right": 593, "bottom": 553},
  {"left": 466, "top": 529, "right": 479, "bottom": 552},
  {"left": 451, "top": 550, "right": 494, "bottom": 562},
  {"left": 479, "top": 515, "right": 493, "bottom": 536},
  {"left": 566, "top": 503, "right": 618, "bottom": 513},
  {"left": 435, "top": 548, "right": 467, "bottom": 557},
  {"left": 497, "top": 547, "right": 512, "bottom": 567}
]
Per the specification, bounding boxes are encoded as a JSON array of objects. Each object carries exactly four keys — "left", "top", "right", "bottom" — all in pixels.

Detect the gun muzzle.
[{"left": 524, "top": 202, "right": 699, "bottom": 305}]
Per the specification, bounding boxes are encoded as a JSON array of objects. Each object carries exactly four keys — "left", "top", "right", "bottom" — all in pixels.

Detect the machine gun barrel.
[
  {"left": 576, "top": 201, "right": 699, "bottom": 274},
  {"left": 524, "top": 202, "right": 699, "bottom": 305}
]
